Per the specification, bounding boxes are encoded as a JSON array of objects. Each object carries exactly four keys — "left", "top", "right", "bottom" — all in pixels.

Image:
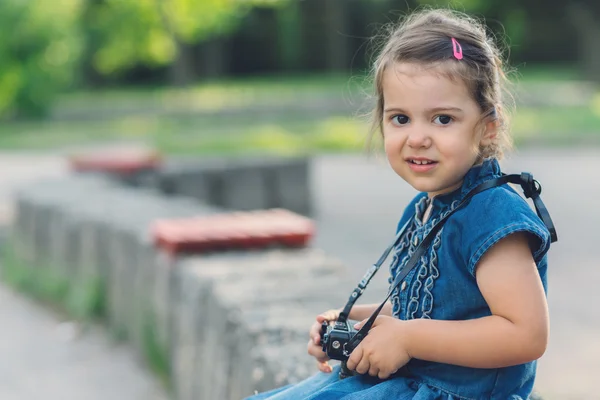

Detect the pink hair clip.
[{"left": 451, "top": 38, "right": 463, "bottom": 60}]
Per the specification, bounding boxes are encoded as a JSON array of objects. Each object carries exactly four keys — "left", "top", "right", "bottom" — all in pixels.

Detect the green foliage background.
[
  {"left": 0, "top": 0, "right": 287, "bottom": 118},
  {"left": 0, "top": 0, "right": 83, "bottom": 118}
]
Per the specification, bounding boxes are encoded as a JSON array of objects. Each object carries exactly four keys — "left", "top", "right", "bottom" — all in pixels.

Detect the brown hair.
[{"left": 367, "top": 8, "right": 514, "bottom": 160}]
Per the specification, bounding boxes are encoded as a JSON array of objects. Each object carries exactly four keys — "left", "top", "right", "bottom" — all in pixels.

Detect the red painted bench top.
[
  {"left": 151, "top": 208, "right": 315, "bottom": 255},
  {"left": 68, "top": 149, "right": 162, "bottom": 174}
]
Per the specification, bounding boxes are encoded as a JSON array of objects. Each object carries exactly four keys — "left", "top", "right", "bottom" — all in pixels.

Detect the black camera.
[
  {"left": 320, "top": 320, "right": 362, "bottom": 361},
  {"left": 321, "top": 319, "right": 366, "bottom": 379}
]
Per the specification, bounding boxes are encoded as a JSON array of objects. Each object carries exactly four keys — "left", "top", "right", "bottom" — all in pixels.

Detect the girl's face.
[{"left": 381, "top": 62, "right": 496, "bottom": 198}]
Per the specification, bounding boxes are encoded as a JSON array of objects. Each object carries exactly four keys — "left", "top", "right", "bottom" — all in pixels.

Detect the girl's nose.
[{"left": 406, "top": 127, "right": 432, "bottom": 148}]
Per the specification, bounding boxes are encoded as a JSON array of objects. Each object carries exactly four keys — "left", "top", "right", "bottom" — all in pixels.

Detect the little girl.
[{"left": 246, "top": 8, "right": 555, "bottom": 400}]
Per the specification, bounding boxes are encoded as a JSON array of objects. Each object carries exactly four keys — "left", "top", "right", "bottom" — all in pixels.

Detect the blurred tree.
[
  {"left": 89, "top": 0, "right": 288, "bottom": 85},
  {"left": 567, "top": 1, "right": 600, "bottom": 82},
  {"left": 275, "top": 0, "right": 303, "bottom": 72},
  {"left": 0, "top": 0, "right": 83, "bottom": 118}
]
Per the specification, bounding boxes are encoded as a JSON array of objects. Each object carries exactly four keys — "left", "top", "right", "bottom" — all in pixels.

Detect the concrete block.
[
  {"left": 130, "top": 235, "right": 161, "bottom": 355},
  {"left": 156, "top": 159, "right": 228, "bottom": 205},
  {"left": 151, "top": 250, "right": 177, "bottom": 362},
  {"left": 69, "top": 213, "right": 107, "bottom": 318},
  {"left": 263, "top": 157, "right": 312, "bottom": 216},
  {"left": 13, "top": 175, "right": 114, "bottom": 268},
  {"left": 159, "top": 167, "right": 210, "bottom": 201},
  {"left": 210, "top": 278, "right": 349, "bottom": 400},
  {"left": 220, "top": 164, "right": 269, "bottom": 211},
  {"left": 171, "top": 249, "right": 350, "bottom": 400},
  {"left": 226, "top": 302, "right": 337, "bottom": 399},
  {"left": 86, "top": 190, "right": 223, "bottom": 358},
  {"left": 100, "top": 190, "right": 170, "bottom": 338},
  {"left": 157, "top": 157, "right": 313, "bottom": 216},
  {"left": 119, "top": 197, "right": 220, "bottom": 349},
  {"left": 169, "top": 263, "right": 213, "bottom": 400},
  {"left": 11, "top": 193, "right": 36, "bottom": 263}
]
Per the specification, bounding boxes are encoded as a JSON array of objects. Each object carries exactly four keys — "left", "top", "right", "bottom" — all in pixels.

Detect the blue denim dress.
[{"left": 246, "top": 158, "right": 552, "bottom": 400}]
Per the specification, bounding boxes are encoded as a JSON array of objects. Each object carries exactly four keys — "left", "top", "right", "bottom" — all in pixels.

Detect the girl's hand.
[
  {"left": 345, "top": 315, "right": 411, "bottom": 379},
  {"left": 306, "top": 309, "right": 341, "bottom": 373}
]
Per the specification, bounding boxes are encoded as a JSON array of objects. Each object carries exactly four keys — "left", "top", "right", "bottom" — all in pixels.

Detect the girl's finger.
[
  {"left": 378, "top": 370, "right": 392, "bottom": 380},
  {"left": 307, "top": 341, "right": 330, "bottom": 364},
  {"left": 317, "top": 361, "right": 333, "bottom": 373},
  {"left": 353, "top": 318, "right": 368, "bottom": 330},
  {"left": 316, "top": 313, "right": 333, "bottom": 323},
  {"left": 317, "top": 310, "right": 339, "bottom": 323},
  {"left": 368, "top": 365, "right": 380, "bottom": 377},
  {"left": 345, "top": 346, "right": 362, "bottom": 371},
  {"left": 355, "top": 356, "right": 371, "bottom": 375},
  {"left": 309, "top": 324, "right": 322, "bottom": 343}
]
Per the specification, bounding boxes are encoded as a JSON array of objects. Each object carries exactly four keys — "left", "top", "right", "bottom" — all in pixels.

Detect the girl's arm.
[
  {"left": 403, "top": 232, "right": 549, "bottom": 368},
  {"left": 348, "top": 301, "right": 393, "bottom": 321}
]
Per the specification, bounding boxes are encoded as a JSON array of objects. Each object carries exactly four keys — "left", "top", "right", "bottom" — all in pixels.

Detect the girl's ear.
[{"left": 480, "top": 118, "right": 499, "bottom": 147}]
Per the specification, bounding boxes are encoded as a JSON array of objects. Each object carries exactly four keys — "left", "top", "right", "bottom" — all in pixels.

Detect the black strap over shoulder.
[
  {"left": 502, "top": 173, "right": 557, "bottom": 243},
  {"left": 341, "top": 172, "right": 557, "bottom": 353}
]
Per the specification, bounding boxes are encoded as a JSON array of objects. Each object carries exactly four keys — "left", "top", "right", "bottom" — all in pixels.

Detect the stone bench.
[
  {"left": 8, "top": 171, "right": 349, "bottom": 400},
  {"left": 154, "top": 156, "right": 312, "bottom": 216}
]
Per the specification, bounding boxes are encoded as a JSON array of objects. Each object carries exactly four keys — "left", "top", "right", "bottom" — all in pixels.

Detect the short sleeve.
[
  {"left": 396, "top": 192, "right": 427, "bottom": 233},
  {"left": 452, "top": 185, "right": 552, "bottom": 277}
]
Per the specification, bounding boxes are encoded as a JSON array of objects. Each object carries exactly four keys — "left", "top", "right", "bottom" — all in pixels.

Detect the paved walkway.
[
  {"left": 0, "top": 285, "right": 168, "bottom": 400},
  {"left": 0, "top": 148, "right": 598, "bottom": 400}
]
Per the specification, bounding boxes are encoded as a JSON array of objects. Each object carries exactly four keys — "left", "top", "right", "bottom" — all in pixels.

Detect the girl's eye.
[
  {"left": 433, "top": 115, "right": 453, "bottom": 125},
  {"left": 392, "top": 115, "right": 410, "bottom": 125}
]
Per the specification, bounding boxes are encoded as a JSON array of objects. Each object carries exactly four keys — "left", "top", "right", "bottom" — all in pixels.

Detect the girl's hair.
[{"left": 368, "top": 8, "right": 513, "bottom": 160}]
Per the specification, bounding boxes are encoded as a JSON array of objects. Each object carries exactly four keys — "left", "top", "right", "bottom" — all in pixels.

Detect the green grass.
[
  {"left": 51, "top": 65, "right": 582, "bottom": 116},
  {"left": 1, "top": 244, "right": 70, "bottom": 304},
  {"left": 2, "top": 102, "right": 599, "bottom": 154},
  {"left": 53, "top": 73, "right": 367, "bottom": 119},
  {"left": 514, "top": 105, "right": 600, "bottom": 137},
  {"left": 142, "top": 315, "right": 171, "bottom": 388},
  {"left": 512, "top": 64, "right": 583, "bottom": 82},
  {"left": 1, "top": 67, "right": 598, "bottom": 154},
  {"left": 0, "top": 113, "right": 370, "bottom": 154},
  {"left": 2, "top": 106, "right": 599, "bottom": 154},
  {"left": 1, "top": 245, "right": 106, "bottom": 320},
  {"left": 54, "top": 66, "right": 581, "bottom": 114}
]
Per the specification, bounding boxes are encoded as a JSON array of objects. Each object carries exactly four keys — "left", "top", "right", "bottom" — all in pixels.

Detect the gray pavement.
[
  {"left": 0, "top": 285, "right": 169, "bottom": 400},
  {"left": 0, "top": 148, "right": 597, "bottom": 400}
]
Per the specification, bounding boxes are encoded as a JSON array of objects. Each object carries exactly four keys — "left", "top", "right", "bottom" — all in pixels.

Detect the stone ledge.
[
  {"left": 154, "top": 156, "right": 313, "bottom": 216},
  {"left": 7, "top": 171, "right": 347, "bottom": 400},
  {"left": 69, "top": 152, "right": 313, "bottom": 216}
]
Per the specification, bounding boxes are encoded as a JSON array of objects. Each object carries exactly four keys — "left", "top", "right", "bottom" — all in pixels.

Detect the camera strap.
[{"left": 343, "top": 172, "right": 557, "bottom": 353}]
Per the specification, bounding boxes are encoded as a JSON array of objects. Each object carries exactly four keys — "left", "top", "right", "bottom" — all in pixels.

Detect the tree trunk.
[
  {"left": 567, "top": 3, "right": 600, "bottom": 82},
  {"left": 324, "top": 0, "right": 349, "bottom": 72},
  {"left": 155, "top": 0, "right": 198, "bottom": 86},
  {"left": 168, "top": 39, "right": 197, "bottom": 86},
  {"left": 199, "top": 38, "right": 226, "bottom": 79},
  {"left": 276, "top": 1, "right": 303, "bottom": 71}
]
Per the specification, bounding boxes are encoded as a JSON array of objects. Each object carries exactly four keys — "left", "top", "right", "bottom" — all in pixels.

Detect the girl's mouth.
[
  {"left": 407, "top": 159, "right": 438, "bottom": 172},
  {"left": 409, "top": 159, "right": 435, "bottom": 165}
]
